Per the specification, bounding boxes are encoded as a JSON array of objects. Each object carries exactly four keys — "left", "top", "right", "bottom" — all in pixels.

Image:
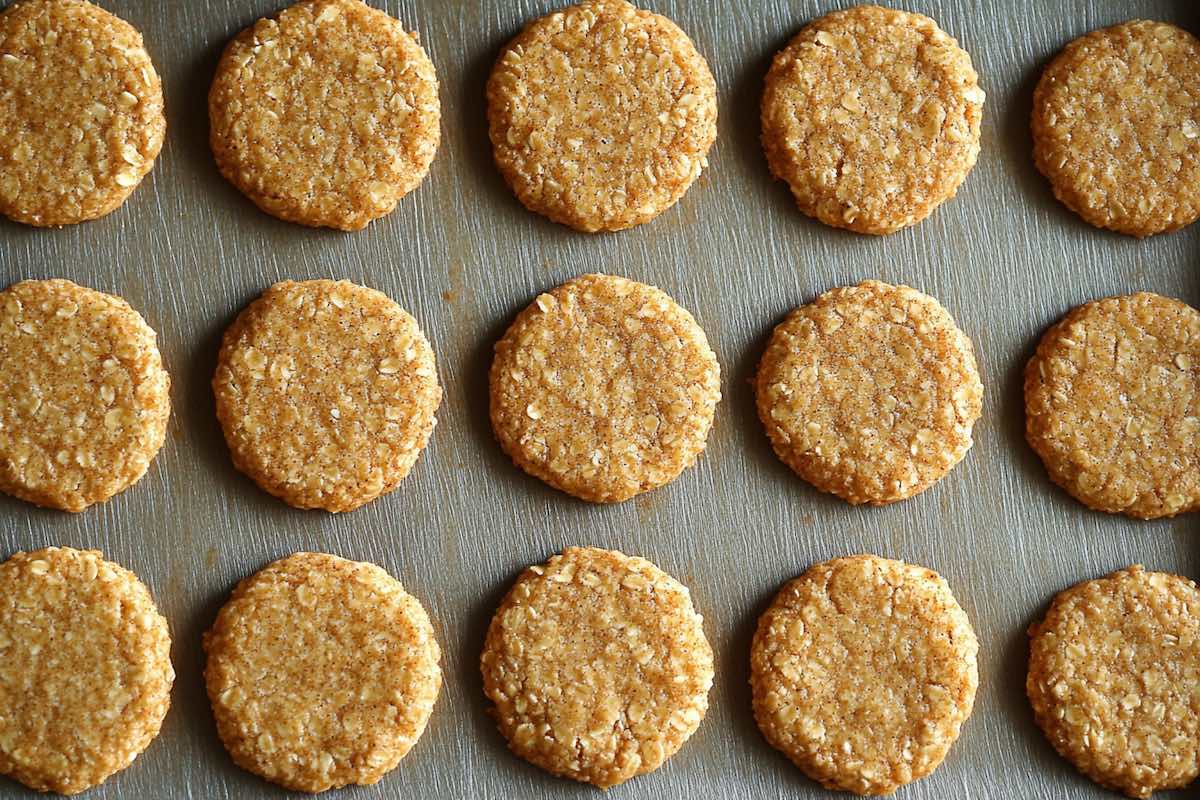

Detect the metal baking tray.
[{"left": 2, "top": 0, "right": 1197, "bottom": 797}]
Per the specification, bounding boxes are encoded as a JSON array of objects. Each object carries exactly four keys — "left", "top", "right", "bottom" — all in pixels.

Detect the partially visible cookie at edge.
[
  {"left": 1024, "top": 292, "right": 1200, "bottom": 519},
  {"left": 213, "top": 279, "right": 441, "bottom": 512},
  {"left": 487, "top": 0, "right": 718, "bottom": 232},
  {"left": 751, "top": 554, "right": 979, "bottom": 795},
  {"left": 0, "top": 547, "right": 174, "bottom": 794},
  {"left": 204, "top": 552, "right": 442, "bottom": 793},
  {"left": 0, "top": 279, "right": 171, "bottom": 512},
  {"left": 209, "top": 0, "right": 440, "bottom": 230},
  {"left": 480, "top": 546, "right": 714, "bottom": 788},
  {"left": 755, "top": 280, "right": 983, "bottom": 505},
  {"left": 0, "top": 0, "right": 165, "bottom": 226},
  {"left": 1027, "top": 565, "right": 1200, "bottom": 798},
  {"left": 1032, "top": 20, "right": 1200, "bottom": 237},
  {"left": 489, "top": 273, "right": 721, "bottom": 503},
  {"left": 761, "top": 4, "right": 984, "bottom": 234}
]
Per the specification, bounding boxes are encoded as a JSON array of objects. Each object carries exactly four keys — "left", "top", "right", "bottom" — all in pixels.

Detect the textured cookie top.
[
  {"left": 204, "top": 552, "right": 442, "bottom": 793},
  {"left": 755, "top": 280, "right": 982, "bottom": 505},
  {"left": 0, "top": 547, "right": 174, "bottom": 795},
  {"left": 214, "top": 280, "right": 440, "bottom": 512},
  {"left": 1025, "top": 293, "right": 1200, "bottom": 519},
  {"left": 0, "top": 0, "right": 165, "bottom": 226},
  {"left": 209, "top": 0, "right": 440, "bottom": 231},
  {"left": 480, "top": 547, "right": 713, "bottom": 788},
  {"left": 751, "top": 555, "right": 979, "bottom": 795},
  {"left": 489, "top": 274, "right": 720, "bottom": 503},
  {"left": 1032, "top": 21, "right": 1200, "bottom": 237},
  {"left": 1027, "top": 566, "right": 1200, "bottom": 798},
  {"left": 0, "top": 279, "right": 171, "bottom": 512},
  {"left": 487, "top": 0, "right": 717, "bottom": 232},
  {"left": 761, "top": 4, "right": 983, "bottom": 235}
]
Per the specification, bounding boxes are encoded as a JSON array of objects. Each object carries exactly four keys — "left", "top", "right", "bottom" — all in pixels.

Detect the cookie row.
[
  {"left": 2, "top": 546, "right": 1196, "bottom": 797},
  {"left": 3, "top": 1, "right": 1197, "bottom": 237},
  {"left": 2, "top": 276, "right": 1197, "bottom": 519}
]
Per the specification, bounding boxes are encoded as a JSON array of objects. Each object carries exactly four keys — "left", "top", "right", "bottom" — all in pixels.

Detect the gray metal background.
[{"left": 1, "top": 0, "right": 1197, "bottom": 797}]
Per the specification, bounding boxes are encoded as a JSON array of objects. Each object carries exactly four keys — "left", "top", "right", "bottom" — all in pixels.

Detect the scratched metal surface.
[{"left": 1, "top": 0, "right": 1198, "bottom": 797}]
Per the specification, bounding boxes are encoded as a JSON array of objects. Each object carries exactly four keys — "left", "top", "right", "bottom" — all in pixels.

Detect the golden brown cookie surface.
[
  {"left": 751, "top": 555, "right": 979, "bottom": 795},
  {"left": 0, "top": 547, "right": 173, "bottom": 795},
  {"left": 213, "top": 280, "right": 441, "bottom": 512},
  {"left": 487, "top": 0, "right": 717, "bottom": 232},
  {"left": 204, "top": 552, "right": 442, "bottom": 793},
  {"left": 0, "top": 279, "right": 171, "bottom": 512},
  {"left": 761, "top": 5, "right": 983, "bottom": 235},
  {"left": 489, "top": 274, "right": 720, "bottom": 503},
  {"left": 480, "top": 547, "right": 713, "bottom": 788},
  {"left": 0, "top": 0, "right": 165, "bottom": 226},
  {"left": 1027, "top": 566, "right": 1200, "bottom": 798},
  {"left": 1024, "top": 293, "right": 1200, "bottom": 519},
  {"left": 209, "top": 0, "right": 440, "bottom": 230},
  {"left": 1032, "top": 21, "right": 1200, "bottom": 237},
  {"left": 755, "top": 280, "right": 982, "bottom": 505}
]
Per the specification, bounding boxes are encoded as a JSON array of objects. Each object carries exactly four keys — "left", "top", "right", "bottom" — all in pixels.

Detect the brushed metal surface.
[{"left": 1, "top": 1, "right": 1198, "bottom": 798}]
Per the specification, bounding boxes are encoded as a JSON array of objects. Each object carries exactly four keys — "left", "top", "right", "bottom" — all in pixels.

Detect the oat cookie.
[
  {"left": 1032, "top": 21, "right": 1200, "bottom": 237},
  {"left": 487, "top": 0, "right": 717, "bottom": 232},
  {"left": 755, "top": 280, "right": 982, "bottom": 505},
  {"left": 489, "top": 274, "right": 720, "bottom": 503},
  {"left": 213, "top": 280, "right": 440, "bottom": 512},
  {"left": 761, "top": 5, "right": 984, "bottom": 235},
  {"left": 0, "top": 547, "right": 173, "bottom": 794},
  {"left": 751, "top": 555, "right": 978, "bottom": 795},
  {"left": 1025, "top": 293, "right": 1200, "bottom": 519},
  {"left": 0, "top": 0, "right": 165, "bottom": 227},
  {"left": 204, "top": 552, "right": 441, "bottom": 793},
  {"left": 209, "top": 0, "right": 440, "bottom": 231},
  {"left": 0, "top": 279, "right": 171, "bottom": 512},
  {"left": 480, "top": 547, "right": 713, "bottom": 788},
  {"left": 1028, "top": 566, "right": 1200, "bottom": 798}
]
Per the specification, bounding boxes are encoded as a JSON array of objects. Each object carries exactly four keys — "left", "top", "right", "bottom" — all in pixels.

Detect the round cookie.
[
  {"left": 0, "top": 279, "right": 171, "bottom": 512},
  {"left": 489, "top": 273, "right": 720, "bottom": 503},
  {"left": 1032, "top": 21, "right": 1200, "bottom": 238},
  {"left": 0, "top": 0, "right": 165, "bottom": 226},
  {"left": 486, "top": 0, "right": 717, "bottom": 232},
  {"left": 0, "top": 547, "right": 174, "bottom": 794},
  {"left": 480, "top": 547, "right": 713, "bottom": 788},
  {"left": 1024, "top": 293, "right": 1200, "bottom": 519},
  {"left": 755, "top": 280, "right": 982, "bottom": 505},
  {"left": 751, "top": 555, "right": 979, "bottom": 795},
  {"left": 761, "top": 5, "right": 984, "bottom": 235},
  {"left": 209, "top": 0, "right": 440, "bottom": 231},
  {"left": 203, "top": 552, "right": 442, "bottom": 793},
  {"left": 1027, "top": 566, "right": 1200, "bottom": 798},
  {"left": 213, "top": 280, "right": 440, "bottom": 512}
]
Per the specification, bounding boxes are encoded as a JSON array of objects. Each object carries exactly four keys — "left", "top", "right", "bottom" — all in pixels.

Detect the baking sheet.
[{"left": 1, "top": 0, "right": 1198, "bottom": 797}]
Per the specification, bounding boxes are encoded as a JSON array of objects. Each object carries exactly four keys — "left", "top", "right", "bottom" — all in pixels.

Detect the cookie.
[
  {"left": 0, "top": 279, "right": 171, "bottom": 512},
  {"left": 487, "top": 0, "right": 717, "bottom": 232},
  {"left": 1032, "top": 21, "right": 1200, "bottom": 238},
  {"left": 1027, "top": 566, "right": 1200, "bottom": 798},
  {"left": 1024, "top": 293, "right": 1200, "bottom": 519},
  {"left": 489, "top": 273, "right": 720, "bottom": 503},
  {"left": 755, "top": 280, "right": 982, "bottom": 505},
  {"left": 0, "top": 0, "right": 165, "bottom": 226},
  {"left": 213, "top": 280, "right": 440, "bottom": 512},
  {"left": 751, "top": 555, "right": 979, "bottom": 795},
  {"left": 480, "top": 547, "right": 713, "bottom": 788},
  {"left": 0, "top": 547, "right": 173, "bottom": 794},
  {"left": 761, "top": 5, "right": 984, "bottom": 235},
  {"left": 209, "top": 0, "right": 440, "bottom": 231},
  {"left": 204, "top": 552, "right": 441, "bottom": 793}
]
